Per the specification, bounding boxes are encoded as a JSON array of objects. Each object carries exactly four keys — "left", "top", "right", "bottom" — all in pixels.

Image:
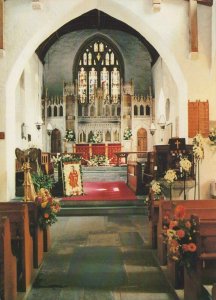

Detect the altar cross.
[{"left": 175, "top": 139, "right": 181, "bottom": 150}]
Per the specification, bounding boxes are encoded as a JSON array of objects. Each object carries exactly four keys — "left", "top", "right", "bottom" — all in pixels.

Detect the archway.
[
  {"left": 3, "top": 0, "right": 187, "bottom": 199},
  {"left": 51, "top": 129, "right": 62, "bottom": 153}
]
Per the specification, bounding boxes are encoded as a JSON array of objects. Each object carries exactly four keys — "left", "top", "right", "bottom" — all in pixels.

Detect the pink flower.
[
  {"left": 185, "top": 221, "right": 191, "bottom": 229},
  {"left": 176, "top": 229, "right": 185, "bottom": 239},
  {"left": 182, "top": 244, "right": 189, "bottom": 252},
  {"left": 188, "top": 243, "right": 197, "bottom": 252}
]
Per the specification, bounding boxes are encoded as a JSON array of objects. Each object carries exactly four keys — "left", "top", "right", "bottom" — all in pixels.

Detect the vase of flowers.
[
  {"left": 164, "top": 169, "right": 177, "bottom": 200},
  {"left": 192, "top": 133, "right": 204, "bottom": 199},
  {"left": 163, "top": 205, "right": 198, "bottom": 273},
  {"left": 150, "top": 180, "right": 162, "bottom": 200},
  {"left": 180, "top": 157, "right": 192, "bottom": 200},
  {"left": 65, "top": 129, "right": 76, "bottom": 153},
  {"left": 123, "top": 127, "right": 132, "bottom": 140},
  {"left": 208, "top": 128, "right": 216, "bottom": 145},
  {"left": 90, "top": 131, "right": 102, "bottom": 143},
  {"left": 35, "top": 188, "right": 61, "bottom": 229}
]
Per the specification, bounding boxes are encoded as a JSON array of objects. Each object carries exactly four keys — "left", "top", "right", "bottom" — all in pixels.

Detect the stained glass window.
[
  {"left": 78, "top": 68, "right": 87, "bottom": 103},
  {"left": 89, "top": 68, "right": 97, "bottom": 102},
  {"left": 111, "top": 68, "right": 120, "bottom": 103},
  {"left": 100, "top": 67, "right": 109, "bottom": 99},
  {"left": 76, "top": 36, "right": 123, "bottom": 104}
]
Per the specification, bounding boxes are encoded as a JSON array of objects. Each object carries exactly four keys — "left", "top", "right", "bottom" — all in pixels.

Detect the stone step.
[{"left": 58, "top": 205, "right": 147, "bottom": 216}]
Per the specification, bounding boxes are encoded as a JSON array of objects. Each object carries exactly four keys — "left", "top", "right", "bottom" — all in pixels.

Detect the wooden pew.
[
  {"left": 148, "top": 191, "right": 163, "bottom": 248},
  {"left": 0, "top": 205, "right": 33, "bottom": 292},
  {"left": 157, "top": 199, "right": 216, "bottom": 266},
  {"left": 0, "top": 217, "right": 17, "bottom": 300},
  {"left": 184, "top": 217, "right": 216, "bottom": 300},
  {"left": 0, "top": 202, "right": 44, "bottom": 268}
]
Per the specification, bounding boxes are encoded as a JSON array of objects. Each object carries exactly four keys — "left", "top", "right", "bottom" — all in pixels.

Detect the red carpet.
[{"left": 61, "top": 181, "right": 137, "bottom": 201}]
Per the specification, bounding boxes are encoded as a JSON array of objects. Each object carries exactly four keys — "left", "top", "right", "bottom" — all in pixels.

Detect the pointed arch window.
[{"left": 75, "top": 36, "right": 124, "bottom": 105}]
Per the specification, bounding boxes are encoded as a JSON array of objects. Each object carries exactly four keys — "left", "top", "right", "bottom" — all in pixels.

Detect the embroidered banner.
[{"left": 62, "top": 162, "right": 84, "bottom": 196}]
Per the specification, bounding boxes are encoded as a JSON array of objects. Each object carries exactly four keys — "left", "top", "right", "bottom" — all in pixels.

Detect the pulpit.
[{"left": 153, "top": 139, "right": 195, "bottom": 199}]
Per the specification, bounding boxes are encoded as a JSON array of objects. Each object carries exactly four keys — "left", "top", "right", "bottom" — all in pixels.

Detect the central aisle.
[{"left": 26, "top": 215, "right": 178, "bottom": 300}]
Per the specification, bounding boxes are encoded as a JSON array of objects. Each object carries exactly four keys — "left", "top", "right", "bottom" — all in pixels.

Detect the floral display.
[
  {"left": 65, "top": 129, "right": 76, "bottom": 142},
  {"left": 180, "top": 157, "right": 192, "bottom": 173},
  {"left": 51, "top": 154, "right": 82, "bottom": 166},
  {"left": 123, "top": 127, "right": 132, "bottom": 140},
  {"left": 90, "top": 131, "right": 102, "bottom": 143},
  {"left": 163, "top": 205, "right": 197, "bottom": 271},
  {"left": 87, "top": 155, "right": 110, "bottom": 166},
  {"left": 51, "top": 153, "right": 62, "bottom": 167},
  {"left": 164, "top": 169, "right": 177, "bottom": 184},
  {"left": 150, "top": 180, "right": 162, "bottom": 199},
  {"left": 208, "top": 128, "right": 216, "bottom": 145},
  {"left": 192, "top": 133, "right": 204, "bottom": 160},
  {"left": 35, "top": 188, "right": 61, "bottom": 229}
]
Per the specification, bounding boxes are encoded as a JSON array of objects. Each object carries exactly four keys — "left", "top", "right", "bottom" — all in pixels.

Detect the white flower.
[
  {"left": 151, "top": 180, "right": 161, "bottom": 195},
  {"left": 65, "top": 129, "right": 76, "bottom": 142},
  {"left": 192, "top": 133, "right": 204, "bottom": 161},
  {"left": 123, "top": 128, "right": 132, "bottom": 140},
  {"left": 164, "top": 169, "right": 177, "bottom": 184},
  {"left": 90, "top": 131, "right": 102, "bottom": 143},
  {"left": 180, "top": 158, "right": 192, "bottom": 173}
]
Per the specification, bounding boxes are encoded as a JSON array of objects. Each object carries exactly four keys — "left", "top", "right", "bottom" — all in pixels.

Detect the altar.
[{"left": 65, "top": 143, "right": 122, "bottom": 164}]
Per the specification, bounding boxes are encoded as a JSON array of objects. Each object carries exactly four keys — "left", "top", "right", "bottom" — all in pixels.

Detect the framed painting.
[{"left": 62, "top": 162, "right": 84, "bottom": 196}]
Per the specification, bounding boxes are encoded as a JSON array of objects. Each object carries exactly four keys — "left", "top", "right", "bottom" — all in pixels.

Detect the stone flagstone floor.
[{"left": 25, "top": 215, "right": 179, "bottom": 300}]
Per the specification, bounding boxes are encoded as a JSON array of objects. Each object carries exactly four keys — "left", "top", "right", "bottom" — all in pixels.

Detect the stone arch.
[{"left": 4, "top": 0, "right": 187, "bottom": 199}]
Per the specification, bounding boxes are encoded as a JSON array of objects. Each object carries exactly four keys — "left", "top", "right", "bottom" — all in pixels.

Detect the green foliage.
[{"left": 32, "top": 172, "right": 54, "bottom": 192}]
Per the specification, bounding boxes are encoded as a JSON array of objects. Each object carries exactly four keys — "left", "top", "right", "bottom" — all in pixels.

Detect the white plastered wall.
[{"left": 0, "top": 0, "right": 215, "bottom": 200}]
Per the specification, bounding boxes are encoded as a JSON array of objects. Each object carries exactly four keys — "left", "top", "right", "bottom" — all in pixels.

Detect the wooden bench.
[
  {"left": 184, "top": 217, "right": 216, "bottom": 300},
  {"left": 0, "top": 201, "right": 44, "bottom": 268},
  {"left": 148, "top": 191, "right": 162, "bottom": 248},
  {"left": 0, "top": 217, "right": 17, "bottom": 300},
  {"left": 0, "top": 205, "right": 33, "bottom": 292},
  {"left": 157, "top": 199, "right": 216, "bottom": 266}
]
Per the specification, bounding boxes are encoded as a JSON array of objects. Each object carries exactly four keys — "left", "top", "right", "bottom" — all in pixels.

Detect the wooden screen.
[{"left": 188, "top": 100, "right": 209, "bottom": 138}]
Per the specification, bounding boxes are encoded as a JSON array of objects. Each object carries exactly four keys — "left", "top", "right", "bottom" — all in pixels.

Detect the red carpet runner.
[{"left": 61, "top": 181, "right": 137, "bottom": 201}]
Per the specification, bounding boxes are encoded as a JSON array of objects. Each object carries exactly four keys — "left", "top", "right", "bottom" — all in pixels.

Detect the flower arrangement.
[
  {"left": 208, "top": 128, "right": 216, "bottom": 145},
  {"left": 90, "top": 131, "right": 102, "bottom": 143},
  {"left": 51, "top": 154, "right": 82, "bottom": 166},
  {"left": 87, "top": 155, "right": 110, "bottom": 166},
  {"left": 192, "top": 133, "right": 204, "bottom": 160},
  {"left": 123, "top": 127, "right": 132, "bottom": 140},
  {"left": 163, "top": 205, "right": 197, "bottom": 271},
  {"left": 65, "top": 129, "right": 76, "bottom": 142},
  {"left": 150, "top": 180, "right": 162, "bottom": 199},
  {"left": 35, "top": 188, "right": 61, "bottom": 229},
  {"left": 180, "top": 157, "right": 192, "bottom": 173},
  {"left": 164, "top": 169, "right": 177, "bottom": 184}
]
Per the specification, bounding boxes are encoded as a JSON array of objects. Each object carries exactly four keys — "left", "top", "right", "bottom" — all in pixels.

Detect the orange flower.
[
  {"left": 174, "top": 205, "right": 185, "bottom": 219},
  {"left": 176, "top": 229, "right": 185, "bottom": 239},
  {"left": 44, "top": 213, "right": 49, "bottom": 219},
  {"left": 188, "top": 243, "right": 197, "bottom": 252}
]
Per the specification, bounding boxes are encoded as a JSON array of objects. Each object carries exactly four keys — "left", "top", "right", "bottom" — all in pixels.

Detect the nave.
[{"left": 25, "top": 214, "right": 178, "bottom": 300}]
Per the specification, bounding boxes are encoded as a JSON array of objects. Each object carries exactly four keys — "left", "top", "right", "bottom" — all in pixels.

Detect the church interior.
[{"left": 1, "top": 0, "right": 216, "bottom": 299}]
